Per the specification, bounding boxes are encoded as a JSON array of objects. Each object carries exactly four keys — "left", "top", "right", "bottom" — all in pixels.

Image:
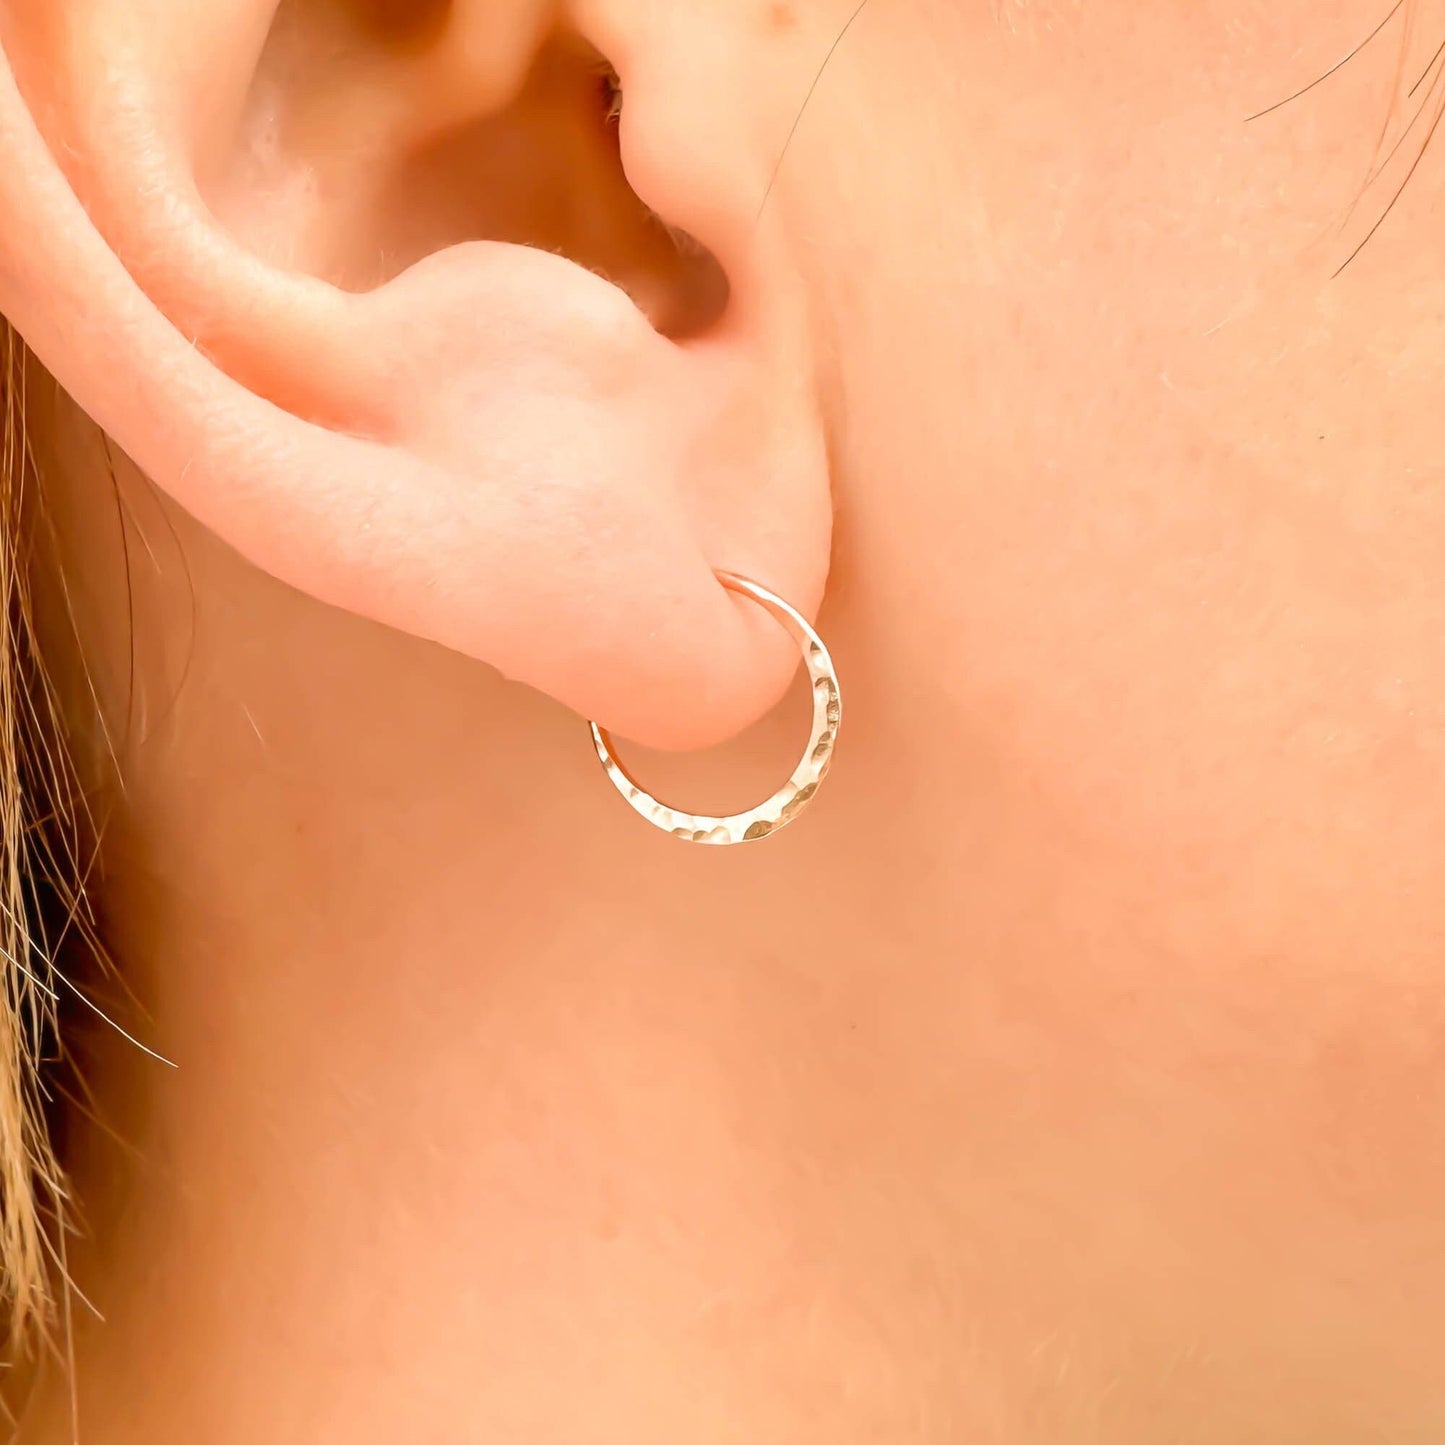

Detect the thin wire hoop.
[{"left": 589, "top": 572, "right": 842, "bottom": 845}]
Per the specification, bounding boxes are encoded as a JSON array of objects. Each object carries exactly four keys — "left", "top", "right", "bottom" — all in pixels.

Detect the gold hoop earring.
[{"left": 589, "top": 572, "right": 841, "bottom": 845}]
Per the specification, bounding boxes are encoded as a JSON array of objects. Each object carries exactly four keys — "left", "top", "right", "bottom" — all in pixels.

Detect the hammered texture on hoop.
[{"left": 589, "top": 572, "right": 841, "bottom": 845}]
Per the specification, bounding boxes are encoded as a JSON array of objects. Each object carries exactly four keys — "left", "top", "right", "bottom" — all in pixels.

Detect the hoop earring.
[{"left": 589, "top": 572, "right": 841, "bottom": 845}]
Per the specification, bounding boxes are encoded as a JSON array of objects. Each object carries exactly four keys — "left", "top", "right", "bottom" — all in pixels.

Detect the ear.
[{"left": 0, "top": 0, "right": 834, "bottom": 750}]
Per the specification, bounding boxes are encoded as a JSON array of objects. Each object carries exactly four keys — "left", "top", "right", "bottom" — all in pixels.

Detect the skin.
[{"left": 1, "top": 0, "right": 1444, "bottom": 1438}]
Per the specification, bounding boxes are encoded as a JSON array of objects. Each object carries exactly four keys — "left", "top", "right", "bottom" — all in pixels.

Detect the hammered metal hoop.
[{"left": 589, "top": 573, "right": 842, "bottom": 845}]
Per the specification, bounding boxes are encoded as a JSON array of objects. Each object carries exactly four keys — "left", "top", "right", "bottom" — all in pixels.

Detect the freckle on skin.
[{"left": 766, "top": 1, "right": 798, "bottom": 34}]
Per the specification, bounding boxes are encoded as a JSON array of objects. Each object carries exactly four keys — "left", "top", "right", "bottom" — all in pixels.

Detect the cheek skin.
[{"left": 789, "top": 0, "right": 1445, "bottom": 1431}]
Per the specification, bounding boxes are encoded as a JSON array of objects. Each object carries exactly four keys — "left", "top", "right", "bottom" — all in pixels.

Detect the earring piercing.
[{"left": 589, "top": 572, "right": 841, "bottom": 845}]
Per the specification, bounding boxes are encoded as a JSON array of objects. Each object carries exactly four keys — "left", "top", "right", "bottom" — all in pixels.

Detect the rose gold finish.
[{"left": 589, "top": 572, "right": 841, "bottom": 845}]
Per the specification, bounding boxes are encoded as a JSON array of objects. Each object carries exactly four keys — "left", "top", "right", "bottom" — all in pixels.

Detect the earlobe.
[{"left": 0, "top": 0, "right": 833, "bottom": 751}]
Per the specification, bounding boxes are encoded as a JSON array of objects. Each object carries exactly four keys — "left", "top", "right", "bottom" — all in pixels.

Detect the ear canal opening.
[
  {"left": 206, "top": 8, "right": 730, "bottom": 340},
  {"left": 337, "top": 0, "right": 452, "bottom": 47}
]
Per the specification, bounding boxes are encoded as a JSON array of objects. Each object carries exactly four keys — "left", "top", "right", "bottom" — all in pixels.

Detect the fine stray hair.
[
  {"left": 0, "top": 327, "right": 85, "bottom": 1359},
  {"left": 1247, "top": 0, "right": 1445, "bottom": 272},
  {"left": 756, "top": 0, "right": 874, "bottom": 220}
]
